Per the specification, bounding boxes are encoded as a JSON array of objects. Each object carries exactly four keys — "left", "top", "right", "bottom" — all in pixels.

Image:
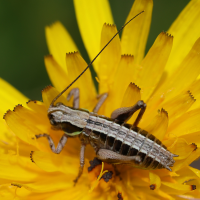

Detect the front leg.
[
  {"left": 93, "top": 93, "right": 108, "bottom": 113},
  {"left": 74, "top": 143, "right": 86, "bottom": 185},
  {"left": 67, "top": 88, "right": 80, "bottom": 109},
  {"left": 35, "top": 134, "right": 68, "bottom": 154}
]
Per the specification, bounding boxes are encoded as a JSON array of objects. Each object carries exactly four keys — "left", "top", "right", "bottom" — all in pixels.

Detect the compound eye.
[
  {"left": 48, "top": 114, "right": 57, "bottom": 125},
  {"left": 50, "top": 118, "right": 56, "bottom": 125}
]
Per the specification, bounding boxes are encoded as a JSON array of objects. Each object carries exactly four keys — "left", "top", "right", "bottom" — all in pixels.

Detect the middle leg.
[{"left": 74, "top": 143, "right": 86, "bottom": 185}]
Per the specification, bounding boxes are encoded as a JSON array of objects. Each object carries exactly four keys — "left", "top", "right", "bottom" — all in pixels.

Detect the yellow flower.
[{"left": 1, "top": 0, "right": 200, "bottom": 199}]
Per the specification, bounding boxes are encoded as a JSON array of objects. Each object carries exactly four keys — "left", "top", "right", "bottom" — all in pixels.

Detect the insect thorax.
[{"left": 48, "top": 103, "right": 89, "bottom": 135}]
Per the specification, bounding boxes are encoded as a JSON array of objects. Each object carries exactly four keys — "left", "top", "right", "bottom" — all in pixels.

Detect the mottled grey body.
[
  {"left": 84, "top": 113, "right": 174, "bottom": 171},
  {"left": 48, "top": 104, "right": 175, "bottom": 171}
]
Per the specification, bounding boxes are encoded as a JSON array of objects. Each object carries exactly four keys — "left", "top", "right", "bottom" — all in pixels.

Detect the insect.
[{"left": 36, "top": 11, "right": 178, "bottom": 184}]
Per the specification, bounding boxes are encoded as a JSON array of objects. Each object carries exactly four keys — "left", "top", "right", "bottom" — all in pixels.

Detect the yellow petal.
[
  {"left": 166, "top": 138, "right": 197, "bottom": 160},
  {"left": 26, "top": 100, "right": 47, "bottom": 117},
  {"left": 148, "top": 37, "right": 200, "bottom": 110},
  {"left": 74, "top": 0, "right": 113, "bottom": 70},
  {"left": 98, "top": 24, "right": 121, "bottom": 94},
  {"left": 45, "top": 21, "right": 78, "bottom": 72},
  {"left": 17, "top": 176, "right": 78, "bottom": 193},
  {"left": 109, "top": 55, "right": 134, "bottom": 106},
  {"left": 65, "top": 52, "right": 97, "bottom": 110},
  {"left": 134, "top": 32, "right": 173, "bottom": 102},
  {"left": 166, "top": 0, "right": 200, "bottom": 76},
  {"left": 187, "top": 79, "right": 200, "bottom": 110},
  {"left": 0, "top": 186, "right": 17, "bottom": 200},
  {"left": 121, "top": 82, "right": 141, "bottom": 107},
  {"left": 149, "top": 172, "right": 161, "bottom": 190},
  {"left": 144, "top": 108, "right": 168, "bottom": 141},
  {"left": 121, "top": 0, "right": 153, "bottom": 63},
  {"left": 168, "top": 108, "right": 200, "bottom": 137},
  {"left": 42, "top": 85, "right": 69, "bottom": 108},
  {"left": 30, "top": 151, "right": 79, "bottom": 175},
  {"left": 143, "top": 90, "right": 195, "bottom": 126},
  {"left": 98, "top": 55, "right": 134, "bottom": 116},
  {"left": 188, "top": 166, "right": 200, "bottom": 178},
  {"left": 0, "top": 154, "right": 39, "bottom": 181},
  {"left": 154, "top": 189, "right": 173, "bottom": 200},
  {"left": 44, "top": 55, "right": 69, "bottom": 93},
  {"left": 179, "top": 131, "right": 200, "bottom": 147},
  {"left": 4, "top": 107, "right": 38, "bottom": 145},
  {"left": 175, "top": 166, "right": 200, "bottom": 184},
  {"left": 0, "top": 79, "right": 28, "bottom": 148},
  {"left": 162, "top": 90, "right": 196, "bottom": 123},
  {"left": 172, "top": 148, "right": 200, "bottom": 172},
  {"left": 161, "top": 181, "right": 196, "bottom": 195},
  {"left": 43, "top": 52, "right": 96, "bottom": 108},
  {"left": 26, "top": 189, "right": 87, "bottom": 200},
  {"left": 164, "top": 37, "right": 200, "bottom": 100},
  {"left": 0, "top": 78, "right": 28, "bottom": 113}
]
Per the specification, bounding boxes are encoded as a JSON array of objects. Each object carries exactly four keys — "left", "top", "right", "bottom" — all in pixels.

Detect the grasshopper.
[{"left": 35, "top": 11, "right": 178, "bottom": 184}]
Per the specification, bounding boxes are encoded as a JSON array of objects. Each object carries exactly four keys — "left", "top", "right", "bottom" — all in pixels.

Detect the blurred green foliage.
[{"left": 0, "top": 0, "right": 189, "bottom": 100}]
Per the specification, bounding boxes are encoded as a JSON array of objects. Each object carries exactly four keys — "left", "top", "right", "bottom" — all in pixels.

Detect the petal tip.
[
  {"left": 13, "top": 104, "right": 23, "bottom": 112},
  {"left": 117, "top": 192, "right": 123, "bottom": 200},
  {"left": 11, "top": 183, "right": 22, "bottom": 188},
  {"left": 121, "top": 54, "right": 134, "bottom": 58},
  {"left": 130, "top": 82, "right": 141, "bottom": 91},
  {"left": 161, "top": 31, "right": 174, "bottom": 38},
  {"left": 66, "top": 51, "right": 79, "bottom": 55},
  {"left": 30, "top": 151, "right": 35, "bottom": 163},
  {"left": 42, "top": 85, "right": 53, "bottom": 93},
  {"left": 26, "top": 100, "right": 37, "bottom": 105},
  {"left": 187, "top": 90, "right": 196, "bottom": 102},
  {"left": 104, "top": 22, "right": 116, "bottom": 27},
  {"left": 160, "top": 108, "right": 168, "bottom": 117},
  {"left": 191, "top": 143, "right": 198, "bottom": 151},
  {"left": 191, "top": 185, "right": 196, "bottom": 191},
  {"left": 3, "top": 109, "right": 12, "bottom": 120},
  {"left": 149, "top": 184, "right": 156, "bottom": 190}
]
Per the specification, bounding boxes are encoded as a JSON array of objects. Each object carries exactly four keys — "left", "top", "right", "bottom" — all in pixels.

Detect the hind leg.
[
  {"left": 111, "top": 100, "right": 146, "bottom": 126},
  {"left": 97, "top": 149, "right": 141, "bottom": 164}
]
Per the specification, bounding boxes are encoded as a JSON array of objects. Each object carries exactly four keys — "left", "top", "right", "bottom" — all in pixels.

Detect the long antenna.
[{"left": 50, "top": 10, "right": 144, "bottom": 107}]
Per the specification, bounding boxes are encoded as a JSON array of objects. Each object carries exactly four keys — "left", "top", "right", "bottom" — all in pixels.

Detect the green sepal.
[{"left": 65, "top": 131, "right": 82, "bottom": 136}]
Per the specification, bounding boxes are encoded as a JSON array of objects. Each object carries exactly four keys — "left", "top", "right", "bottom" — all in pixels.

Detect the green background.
[{"left": 0, "top": 0, "right": 190, "bottom": 100}]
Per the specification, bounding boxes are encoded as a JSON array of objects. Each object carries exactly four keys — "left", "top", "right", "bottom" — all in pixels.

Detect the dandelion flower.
[{"left": 2, "top": 0, "right": 200, "bottom": 199}]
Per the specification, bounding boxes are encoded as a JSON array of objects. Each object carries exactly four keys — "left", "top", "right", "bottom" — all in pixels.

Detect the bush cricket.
[{"left": 35, "top": 11, "right": 178, "bottom": 184}]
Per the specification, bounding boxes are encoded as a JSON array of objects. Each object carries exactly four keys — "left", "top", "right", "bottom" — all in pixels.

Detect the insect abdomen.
[{"left": 86, "top": 114, "right": 175, "bottom": 171}]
